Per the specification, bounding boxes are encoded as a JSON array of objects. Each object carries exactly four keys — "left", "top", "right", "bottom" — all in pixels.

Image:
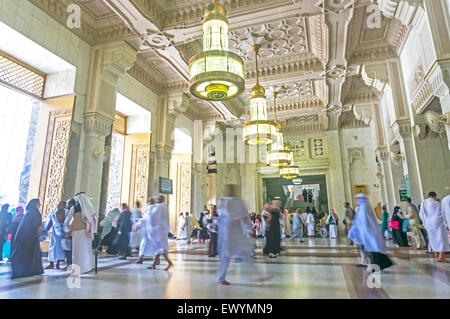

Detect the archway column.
[
  {"left": 78, "top": 41, "right": 137, "bottom": 214},
  {"left": 376, "top": 147, "right": 396, "bottom": 210}
]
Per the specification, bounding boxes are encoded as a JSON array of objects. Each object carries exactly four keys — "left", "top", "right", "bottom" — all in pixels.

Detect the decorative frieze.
[{"left": 244, "top": 56, "right": 323, "bottom": 81}]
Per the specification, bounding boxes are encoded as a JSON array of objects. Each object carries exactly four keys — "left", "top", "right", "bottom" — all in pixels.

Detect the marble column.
[
  {"left": 79, "top": 41, "right": 137, "bottom": 213},
  {"left": 80, "top": 114, "right": 113, "bottom": 213},
  {"left": 393, "top": 119, "right": 424, "bottom": 203},
  {"left": 148, "top": 93, "right": 189, "bottom": 197},
  {"left": 376, "top": 146, "right": 396, "bottom": 209},
  {"left": 191, "top": 118, "right": 207, "bottom": 215},
  {"left": 191, "top": 163, "right": 207, "bottom": 216},
  {"left": 326, "top": 130, "right": 348, "bottom": 210}
]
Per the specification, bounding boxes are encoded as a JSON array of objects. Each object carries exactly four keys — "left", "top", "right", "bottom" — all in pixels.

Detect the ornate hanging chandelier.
[
  {"left": 189, "top": 0, "right": 245, "bottom": 100},
  {"left": 242, "top": 45, "right": 277, "bottom": 145},
  {"left": 266, "top": 92, "right": 293, "bottom": 167},
  {"left": 279, "top": 120, "right": 299, "bottom": 179},
  {"left": 280, "top": 164, "right": 300, "bottom": 179}
]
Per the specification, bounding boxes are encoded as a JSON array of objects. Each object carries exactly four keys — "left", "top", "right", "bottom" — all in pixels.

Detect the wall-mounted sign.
[
  {"left": 159, "top": 177, "right": 173, "bottom": 195},
  {"left": 354, "top": 185, "right": 367, "bottom": 195},
  {"left": 398, "top": 184, "right": 408, "bottom": 202}
]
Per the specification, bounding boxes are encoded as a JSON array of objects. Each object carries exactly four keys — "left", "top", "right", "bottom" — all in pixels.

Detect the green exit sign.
[{"left": 399, "top": 190, "right": 408, "bottom": 202}]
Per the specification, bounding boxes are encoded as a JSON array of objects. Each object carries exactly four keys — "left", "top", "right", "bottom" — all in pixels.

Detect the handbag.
[
  {"left": 402, "top": 219, "right": 409, "bottom": 233},
  {"left": 69, "top": 212, "right": 86, "bottom": 232},
  {"left": 389, "top": 220, "right": 399, "bottom": 230},
  {"left": 61, "top": 237, "right": 72, "bottom": 251}
]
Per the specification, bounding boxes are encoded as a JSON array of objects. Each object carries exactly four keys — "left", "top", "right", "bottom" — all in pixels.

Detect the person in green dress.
[{"left": 380, "top": 205, "right": 391, "bottom": 239}]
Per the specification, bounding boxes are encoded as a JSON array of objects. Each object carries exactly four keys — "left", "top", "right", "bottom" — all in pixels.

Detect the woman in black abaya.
[
  {"left": 263, "top": 208, "right": 281, "bottom": 258},
  {"left": 391, "top": 206, "right": 409, "bottom": 247},
  {"left": 10, "top": 199, "right": 44, "bottom": 279}
]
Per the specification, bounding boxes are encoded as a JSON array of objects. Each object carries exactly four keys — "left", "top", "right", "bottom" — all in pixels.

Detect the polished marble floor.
[{"left": 0, "top": 238, "right": 448, "bottom": 299}]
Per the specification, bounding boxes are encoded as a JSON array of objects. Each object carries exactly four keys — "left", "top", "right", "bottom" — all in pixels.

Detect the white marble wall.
[{"left": 339, "top": 127, "right": 383, "bottom": 208}]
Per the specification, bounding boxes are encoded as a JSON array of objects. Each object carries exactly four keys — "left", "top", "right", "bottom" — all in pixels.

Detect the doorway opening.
[
  {"left": 263, "top": 174, "right": 328, "bottom": 213},
  {"left": 168, "top": 128, "right": 192, "bottom": 234},
  {"left": 0, "top": 84, "right": 39, "bottom": 206},
  {"left": 105, "top": 93, "right": 152, "bottom": 213}
]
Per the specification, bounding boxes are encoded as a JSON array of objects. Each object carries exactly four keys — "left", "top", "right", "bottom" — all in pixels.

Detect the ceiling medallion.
[
  {"left": 266, "top": 92, "right": 293, "bottom": 167},
  {"left": 243, "top": 45, "right": 277, "bottom": 145},
  {"left": 188, "top": 0, "right": 245, "bottom": 101}
]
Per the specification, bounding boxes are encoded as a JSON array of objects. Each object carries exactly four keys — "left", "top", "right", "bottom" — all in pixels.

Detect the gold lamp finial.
[{"left": 250, "top": 44, "right": 265, "bottom": 98}]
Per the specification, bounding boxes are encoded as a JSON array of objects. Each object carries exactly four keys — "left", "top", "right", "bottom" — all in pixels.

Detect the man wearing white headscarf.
[
  {"left": 147, "top": 196, "right": 173, "bottom": 270},
  {"left": 419, "top": 192, "right": 449, "bottom": 262},
  {"left": 217, "top": 184, "right": 253, "bottom": 285},
  {"left": 65, "top": 192, "right": 97, "bottom": 274},
  {"left": 348, "top": 194, "right": 393, "bottom": 270}
]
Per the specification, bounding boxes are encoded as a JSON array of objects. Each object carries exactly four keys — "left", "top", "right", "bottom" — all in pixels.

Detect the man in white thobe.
[
  {"left": 260, "top": 204, "right": 270, "bottom": 238},
  {"left": 306, "top": 212, "right": 315, "bottom": 237},
  {"left": 184, "top": 212, "right": 194, "bottom": 244},
  {"left": 301, "top": 211, "right": 308, "bottom": 237},
  {"left": 129, "top": 201, "right": 142, "bottom": 251},
  {"left": 217, "top": 184, "right": 253, "bottom": 285},
  {"left": 65, "top": 192, "right": 97, "bottom": 274},
  {"left": 136, "top": 198, "right": 156, "bottom": 264},
  {"left": 419, "top": 192, "right": 449, "bottom": 262},
  {"left": 291, "top": 210, "right": 304, "bottom": 242},
  {"left": 442, "top": 195, "right": 450, "bottom": 235},
  {"left": 147, "top": 196, "right": 173, "bottom": 270},
  {"left": 176, "top": 213, "right": 186, "bottom": 240}
]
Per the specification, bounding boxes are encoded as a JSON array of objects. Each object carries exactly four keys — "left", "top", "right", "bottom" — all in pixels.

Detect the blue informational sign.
[{"left": 159, "top": 177, "right": 173, "bottom": 195}]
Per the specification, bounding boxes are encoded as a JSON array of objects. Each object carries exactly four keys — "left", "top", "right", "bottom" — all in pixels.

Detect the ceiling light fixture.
[
  {"left": 242, "top": 45, "right": 277, "bottom": 145},
  {"left": 189, "top": 0, "right": 245, "bottom": 100},
  {"left": 266, "top": 92, "right": 293, "bottom": 166},
  {"left": 280, "top": 120, "right": 299, "bottom": 179}
]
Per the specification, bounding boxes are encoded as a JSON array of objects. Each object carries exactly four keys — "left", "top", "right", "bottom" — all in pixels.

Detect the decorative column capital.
[
  {"left": 156, "top": 143, "right": 173, "bottom": 160},
  {"left": 84, "top": 112, "right": 113, "bottom": 137},
  {"left": 168, "top": 92, "right": 190, "bottom": 116},
  {"left": 102, "top": 41, "right": 138, "bottom": 84},
  {"left": 375, "top": 146, "right": 390, "bottom": 162},
  {"left": 392, "top": 119, "right": 413, "bottom": 139}
]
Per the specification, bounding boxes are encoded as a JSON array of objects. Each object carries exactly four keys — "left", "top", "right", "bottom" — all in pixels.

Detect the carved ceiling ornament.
[
  {"left": 316, "top": 0, "right": 354, "bottom": 14},
  {"left": 27, "top": 0, "right": 418, "bottom": 127},
  {"left": 229, "top": 17, "right": 309, "bottom": 62}
]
